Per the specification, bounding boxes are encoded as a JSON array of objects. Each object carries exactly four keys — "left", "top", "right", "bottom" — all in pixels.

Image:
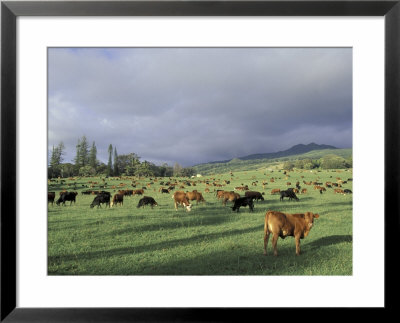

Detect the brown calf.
[
  {"left": 111, "top": 193, "right": 124, "bottom": 207},
  {"left": 263, "top": 210, "right": 319, "bottom": 256},
  {"left": 270, "top": 188, "right": 280, "bottom": 195}
]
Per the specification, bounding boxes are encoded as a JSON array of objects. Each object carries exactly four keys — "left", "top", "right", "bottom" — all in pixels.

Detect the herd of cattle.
[
  {"left": 47, "top": 190, "right": 158, "bottom": 209},
  {"left": 48, "top": 171, "right": 352, "bottom": 255}
]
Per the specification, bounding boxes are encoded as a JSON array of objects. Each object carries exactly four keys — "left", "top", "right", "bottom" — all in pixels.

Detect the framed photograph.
[{"left": 1, "top": 0, "right": 399, "bottom": 321}]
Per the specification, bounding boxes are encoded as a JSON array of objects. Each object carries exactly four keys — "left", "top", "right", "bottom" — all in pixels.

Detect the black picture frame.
[{"left": 1, "top": 1, "right": 399, "bottom": 321}]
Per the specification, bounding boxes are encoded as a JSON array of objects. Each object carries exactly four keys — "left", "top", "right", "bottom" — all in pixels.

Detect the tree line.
[
  {"left": 282, "top": 154, "right": 352, "bottom": 171},
  {"left": 48, "top": 136, "right": 195, "bottom": 179}
]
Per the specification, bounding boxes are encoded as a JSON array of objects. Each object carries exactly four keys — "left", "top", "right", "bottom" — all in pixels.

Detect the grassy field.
[{"left": 48, "top": 168, "right": 352, "bottom": 275}]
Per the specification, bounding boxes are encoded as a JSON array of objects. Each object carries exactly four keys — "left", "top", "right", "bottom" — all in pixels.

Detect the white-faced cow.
[{"left": 172, "top": 191, "right": 192, "bottom": 211}]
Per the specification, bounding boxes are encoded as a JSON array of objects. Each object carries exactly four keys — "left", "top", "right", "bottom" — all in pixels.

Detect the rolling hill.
[{"left": 192, "top": 143, "right": 351, "bottom": 175}]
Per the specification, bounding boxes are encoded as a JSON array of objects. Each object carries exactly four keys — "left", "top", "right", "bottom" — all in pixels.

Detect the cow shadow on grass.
[
  {"left": 307, "top": 235, "right": 353, "bottom": 250},
  {"left": 48, "top": 224, "right": 264, "bottom": 264},
  {"left": 109, "top": 213, "right": 238, "bottom": 236},
  {"left": 321, "top": 201, "right": 352, "bottom": 208},
  {"left": 50, "top": 234, "right": 353, "bottom": 275}
]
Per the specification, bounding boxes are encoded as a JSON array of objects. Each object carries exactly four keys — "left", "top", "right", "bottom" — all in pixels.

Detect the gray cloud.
[{"left": 48, "top": 47, "right": 352, "bottom": 166}]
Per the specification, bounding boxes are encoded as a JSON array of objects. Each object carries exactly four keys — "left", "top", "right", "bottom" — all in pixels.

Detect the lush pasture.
[{"left": 48, "top": 169, "right": 352, "bottom": 275}]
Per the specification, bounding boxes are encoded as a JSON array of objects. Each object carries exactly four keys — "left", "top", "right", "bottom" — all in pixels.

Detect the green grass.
[{"left": 48, "top": 168, "right": 352, "bottom": 275}]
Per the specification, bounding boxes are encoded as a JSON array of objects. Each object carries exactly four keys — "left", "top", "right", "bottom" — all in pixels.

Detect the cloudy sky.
[{"left": 48, "top": 47, "right": 352, "bottom": 167}]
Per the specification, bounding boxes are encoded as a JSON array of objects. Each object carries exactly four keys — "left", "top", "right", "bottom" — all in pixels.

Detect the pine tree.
[
  {"left": 79, "top": 135, "right": 89, "bottom": 167},
  {"left": 89, "top": 141, "right": 97, "bottom": 170},
  {"left": 49, "top": 142, "right": 65, "bottom": 178},
  {"left": 74, "top": 138, "right": 81, "bottom": 169},
  {"left": 113, "top": 147, "right": 119, "bottom": 176},
  {"left": 107, "top": 144, "right": 113, "bottom": 177}
]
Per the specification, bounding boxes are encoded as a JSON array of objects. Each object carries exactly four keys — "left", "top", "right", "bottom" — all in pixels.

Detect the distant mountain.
[
  {"left": 238, "top": 143, "right": 338, "bottom": 161},
  {"left": 196, "top": 143, "right": 337, "bottom": 166}
]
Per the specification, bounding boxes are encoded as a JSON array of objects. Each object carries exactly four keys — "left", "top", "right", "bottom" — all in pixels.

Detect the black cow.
[
  {"left": 244, "top": 191, "right": 264, "bottom": 202},
  {"left": 161, "top": 189, "right": 169, "bottom": 194},
  {"left": 90, "top": 193, "right": 111, "bottom": 208},
  {"left": 137, "top": 196, "right": 158, "bottom": 209},
  {"left": 56, "top": 192, "right": 78, "bottom": 206},
  {"left": 344, "top": 189, "right": 352, "bottom": 194},
  {"left": 279, "top": 189, "right": 299, "bottom": 201},
  {"left": 48, "top": 192, "right": 55, "bottom": 205},
  {"left": 231, "top": 197, "right": 254, "bottom": 212}
]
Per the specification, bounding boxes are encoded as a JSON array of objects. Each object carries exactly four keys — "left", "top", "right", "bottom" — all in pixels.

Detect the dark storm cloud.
[{"left": 48, "top": 47, "right": 352, "bottom": 166}]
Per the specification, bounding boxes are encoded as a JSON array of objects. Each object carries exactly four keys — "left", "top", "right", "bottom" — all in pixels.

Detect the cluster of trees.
[
  {"left": 283, "top": 154, "right": 352, "bottom": 171},
  {"left": 48, "top": 136, "right": 196, "bottom": 179}
]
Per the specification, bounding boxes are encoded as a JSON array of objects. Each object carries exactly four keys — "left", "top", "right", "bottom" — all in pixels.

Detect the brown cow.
[
  {"left": 216, "top": 190, "right": 226, "bottom": 199},
  {"left": 111, "top": 193, "right": 124, "bottom": 207},
  {"left": 301, "top": 188, "right": 307, "bottom": 194},
  {"left": 263, "top": 210, "right": 320, "bottom": 256},
  {"left": 222, "top": 191, "right": 240, "bottom": 206},
  {"left": 334, "top": 188, "right": 345, "bottom": 194},
  {"left": 235, "top": 186, "right": 249, "bottom": 191},
  {"left": 172, "top": 191, "right": 192, "bottom": 211},
  {"left": 270, "top": 188, "right": 280, "bottom": 195},
  {"left": 186, "top": 191, "right": 206, "bottom": 204},
  {"left": 132, "top": 189, "right": 144, "bottom": 196}
]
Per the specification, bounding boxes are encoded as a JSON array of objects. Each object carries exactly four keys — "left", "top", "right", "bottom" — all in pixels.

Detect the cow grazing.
[
  {"left": 334, "top": 188, "right": 345, "bottom": 194},
  {"left": 186, "top": 191, "right": 206, "bottom": 204},
  {"left": 270, "top": 188, "right": 280, "bottom": 195},
  {"left": 301, "top": 188, "right": 307, "bottom": 194},
  {"left": 263, "top": 210, "right": 320, "bottom": 256},
  {"left": 90, "top": 193, "right": 111, "bottom": 208},
  {"left": 244, "top": 191, "right": 264, "bottom": 202},
  {"left": 111, "top": 193, "right": 124, "bottom": 207},
  {"left": 48, "top": 192, "right": 55, "bottom": 205},
  {"left": 132, "top": 189, "right": 144, "bottom": 196},
  {"left": 222, "top": 191, "right": 240, "bottom": 206},
  {"left": 235, "top": 185, "right": 249, "bottom": 191},
  {"left": 280, "top": 189, "right": 299, "bottom": 201},
  {"left": 56, "top": 192, "right": 78, "bottom": 206},
  {"left": 122, "top": 189, "right": 133, "bottom": 196},
  {"left": 216, "top": 190, "right": 226, "bottom": 199},
  {"left": 344, "top": 189, "right": 352, "bottom": 194},
  {"left": 172, "top": 191, "right": 192, "bottom": 211},
  {"left": 137, "top": 196, "right": 158, "bottom": 209},
  {"left": 161, "top": 188, "right": 170, "bottom": 194},
  {"left": 231, "top": 197, "right": 254, "bottom": 212}
]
